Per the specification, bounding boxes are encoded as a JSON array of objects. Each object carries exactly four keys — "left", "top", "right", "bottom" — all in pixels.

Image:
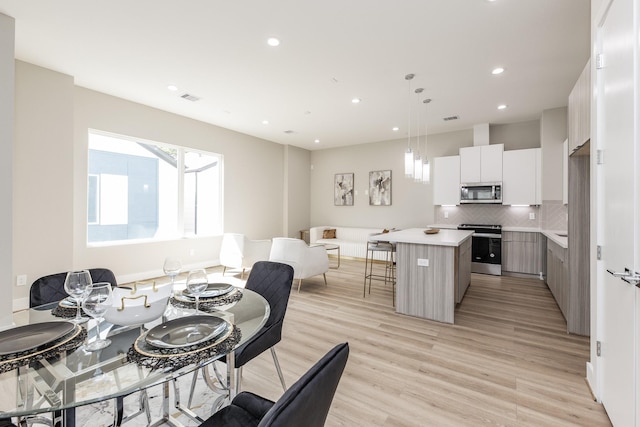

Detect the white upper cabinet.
[
  {"left": 502, "top": 148, "right": 541, "bottom": 205},
  {"left": 567, "top": 60, "right": 590, "bottom": 153},
  {"left": 433, "top": 155, "right": 460, "bottom": 205},
  {"left": 459, "top": 146, "right": 481, "bottom": 183},
  {"left": 459, "top": 144, "right": 503, "bottom": 183}
]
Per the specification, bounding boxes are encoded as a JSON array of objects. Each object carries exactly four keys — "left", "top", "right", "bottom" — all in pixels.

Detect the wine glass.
[
  {"left": 82, "top": 282, "right": 113, "bottom": 351},
  {"left": 163, "top": 257, "right": 182, "bottom": 286},
  {"left": 186, "top": 269, "right": 208, "bottom": 314},
  {"left": 64, "top": 270, "right": 92, "bottom": 323}
]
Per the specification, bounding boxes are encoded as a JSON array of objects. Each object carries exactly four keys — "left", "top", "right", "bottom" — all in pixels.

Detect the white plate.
[
  {"left": 0, "top": 322, "right": 75, "bottom": 355},
  {"left": 145, "top": 315, "right": 229, "bottom": 349}
]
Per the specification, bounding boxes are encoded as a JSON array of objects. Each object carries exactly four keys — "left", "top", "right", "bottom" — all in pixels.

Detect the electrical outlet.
[
  {"left": 417, "top": 258, "right": 429, "bottom": 267},
  {"left": 16, "top": 275, "right": 27, "bottom": 286},
  {"left": 189, "top": 249, "right": 195, "bottom": 256},
  {"left": 529, "top": 212, "right": 536, "bottom": 220},
  {"left": 444, "top": 211, "right": 449, "bottom": 219}
]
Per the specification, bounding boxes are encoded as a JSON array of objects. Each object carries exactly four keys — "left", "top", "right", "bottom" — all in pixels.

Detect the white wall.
[
  {"left": 541, "top": 107, "right": 568, "bottom": 200},
  {"left": 284, "top": 145, "right": 311, "bottom": 238},
  {"left": 72, "top": 87, "right": 287, "bottom": 283},
  {"left": 0, "top": 14, "right": 15, "bottom": 324},
  {"left": 491, "top": 120, "right": 541, "bottom": 150},
  {"left": 309, "top": 124, "right": 541, "bottom": 229},
  {"left": 13, "top": 62, "right": 76, "bottom": 311},
  {"left": 12, "top": 61, "right": 294, "bottom": 309}
]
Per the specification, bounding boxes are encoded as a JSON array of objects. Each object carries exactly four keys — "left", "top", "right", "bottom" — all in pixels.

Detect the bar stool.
[{"left": 363, "top": 239, "right": 396, "bottom": 300}]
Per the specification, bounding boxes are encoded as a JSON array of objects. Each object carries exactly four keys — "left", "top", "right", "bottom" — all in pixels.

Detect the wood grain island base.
[{"left": 375, "top": 228, "right": 473, "bottom": 323}]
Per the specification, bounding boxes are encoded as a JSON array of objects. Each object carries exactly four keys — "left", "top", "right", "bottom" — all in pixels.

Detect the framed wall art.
[
  {"left": 369, "top": 170, "right": 391, "bottom": 206},
  {"left": 334, "top": 173, "right": 354, "bottom": 206}
]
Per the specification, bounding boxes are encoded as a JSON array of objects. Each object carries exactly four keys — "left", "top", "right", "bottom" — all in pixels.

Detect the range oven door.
[{"left": 471, "top": 233, "right": 502, "bottom": 275}]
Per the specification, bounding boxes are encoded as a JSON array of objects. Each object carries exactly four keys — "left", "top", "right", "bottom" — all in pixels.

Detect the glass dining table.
[{"left": 0, "top": 286, "right": 270, "bottom": 427}]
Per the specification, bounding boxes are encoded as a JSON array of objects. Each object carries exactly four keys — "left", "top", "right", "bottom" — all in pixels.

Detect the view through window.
[{"left": 87, "top": 131, "right": 222, "bottom": 244}]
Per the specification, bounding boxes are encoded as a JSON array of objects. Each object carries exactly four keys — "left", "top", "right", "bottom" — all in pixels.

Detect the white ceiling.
[{"left": 0, "top": 0, "right": 590, "bottom": 150}]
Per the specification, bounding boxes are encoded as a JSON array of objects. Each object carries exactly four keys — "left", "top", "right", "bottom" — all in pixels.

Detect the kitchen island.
[{"left": 374, "top": 228, "right": 473, "bottom": 324}]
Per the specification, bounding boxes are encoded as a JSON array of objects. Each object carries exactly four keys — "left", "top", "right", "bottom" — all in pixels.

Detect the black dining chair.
[
  {"left": 28, "top": 268, "right": 150, "bottom": 426},
  {"left": 187, "top": 261, "right": 294, "bottom": 406},
  {"left": 29, "top": 268, "right": 118, "bottom": 308},
  {"left": 199, "top": 342, "right": 349, "bottom": 427}
]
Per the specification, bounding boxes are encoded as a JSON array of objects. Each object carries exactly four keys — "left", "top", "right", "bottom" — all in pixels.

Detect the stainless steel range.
[{"left": 457, "top": 224, "right": 502, "bottom": 276}]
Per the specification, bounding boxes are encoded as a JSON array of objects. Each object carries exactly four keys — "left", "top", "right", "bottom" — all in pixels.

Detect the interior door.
[{"left": 596, "top": 0, "right": 638, "bottom": 425}]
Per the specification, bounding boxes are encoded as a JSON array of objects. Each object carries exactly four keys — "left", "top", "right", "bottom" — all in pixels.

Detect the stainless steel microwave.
[{"left": 460, "top": 182, "right": 502, "bottom": 204}]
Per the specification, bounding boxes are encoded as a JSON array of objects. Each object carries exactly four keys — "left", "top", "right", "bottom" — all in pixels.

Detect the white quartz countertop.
[
  {"left": 542, "top": 230, "right": 568, "bottom": 249},
  {"left": 427, "top": 223, "right": 459, "bottom": 230},
  {"left": 372, "top": 228, "right": 473, "bottom": 247}
]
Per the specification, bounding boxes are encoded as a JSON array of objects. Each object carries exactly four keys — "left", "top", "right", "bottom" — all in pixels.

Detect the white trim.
[
  {"left": 12, "top": 297, "right": 29, "bottom": 313},
  {"left": 115, "top": 259, "right": 220, "bottom": 285}
]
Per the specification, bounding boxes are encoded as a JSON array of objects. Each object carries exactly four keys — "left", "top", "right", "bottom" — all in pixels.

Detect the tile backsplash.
[
  {"left": 434, "top": 200, "right": 567, "bottom": 230},
  {"left": 540, "top": 200, "right": 568, "bottom": 230}
]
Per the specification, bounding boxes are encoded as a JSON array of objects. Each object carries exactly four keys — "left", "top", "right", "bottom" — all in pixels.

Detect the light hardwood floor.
[{"left": 230, "top": 258, "right": 611, "bottom": 426}]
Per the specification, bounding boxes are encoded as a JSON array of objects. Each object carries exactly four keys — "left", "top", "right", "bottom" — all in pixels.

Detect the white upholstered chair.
[
  {"left": 219, "top": 233, "right": 272, "bottom": 279},
  {"left": 269, "top": 237, "right": 329, "bottom": 292}
]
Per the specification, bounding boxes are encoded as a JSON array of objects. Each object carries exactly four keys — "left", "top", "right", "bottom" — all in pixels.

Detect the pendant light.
[
  {"left": 404, "top": 74, "right": 415, "bottom": 178},
  {"left": 422, "top": 98, "right": 432, "bottom": 184},
  {"left": 413, "top": 88, "right": 424, "bottom": 182}
]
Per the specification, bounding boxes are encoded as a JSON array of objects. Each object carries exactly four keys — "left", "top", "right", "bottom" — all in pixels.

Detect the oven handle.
[{"left": 473, "top": 233, "right": 502, "bottom": 239}]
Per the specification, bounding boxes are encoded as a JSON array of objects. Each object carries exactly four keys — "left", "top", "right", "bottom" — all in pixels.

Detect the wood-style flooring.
[{"left": 230, "top": 258, "right": 611, "bottom": 426}]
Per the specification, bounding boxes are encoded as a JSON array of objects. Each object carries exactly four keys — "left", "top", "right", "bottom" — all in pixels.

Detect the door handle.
[
  {"left": 622, "top": 274, "right": 640, "bottom": 287},
  {"left": 606, "top": 267, "right": 631, "bottom": 277},
  {"left": 607, "top": 268, "right": 640, "bottom": 287}
]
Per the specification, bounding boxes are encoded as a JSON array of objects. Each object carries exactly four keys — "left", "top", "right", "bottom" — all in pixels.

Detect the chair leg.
[
  {"left": 364, "top": 248, "right": 374, "bottom": 297},
  {"left": 297, "top": 278, "right": 302, "bottom": 292},
  {"left": 222, "top": 266, "right": 227, "bottom": 275},
  {"left": 241, "top": 268, "right": 245, "bottom": 280},
  {"left": 234, "top": 366, "right": 243, "bottom": 396},
  {"left": 323, "top": 273, "right": 327, "bottom": 286},
  {"left": 270, "top": 347, "right": 287, "bottom": 391}
]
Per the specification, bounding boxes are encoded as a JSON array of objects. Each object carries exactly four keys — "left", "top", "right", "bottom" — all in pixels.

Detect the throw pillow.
[{"left": 323, "top": 228, "right": 337, "bottom": 239}]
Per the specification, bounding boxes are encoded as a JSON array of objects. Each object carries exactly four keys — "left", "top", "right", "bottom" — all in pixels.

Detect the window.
[{"left": 87, "top": 131, "right": 222, "bottom": 244}]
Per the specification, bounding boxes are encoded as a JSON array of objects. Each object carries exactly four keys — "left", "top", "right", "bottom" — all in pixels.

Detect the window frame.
[{"left": 86, "top": 129, "right": 224, "bottom": 247}]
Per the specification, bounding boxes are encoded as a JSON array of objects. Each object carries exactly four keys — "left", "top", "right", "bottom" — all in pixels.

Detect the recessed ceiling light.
[
  {"left": 492, "top": 67, "right": 505, "bottom": 75},
  {"left": 167, "top": 85, "right": 178, "bottom": 91},
  {"left": 314, "top": 139, "right": 320, "bottom": 144},
  {"left": 351, "top": 98, "right": 361, "bottom": 104},
  {"left": 267, "top": 37, "right": 280, "bottom": 47},
  {"left": 392, "top": 127, "right": 400, "bottom": 132},
  {"left": 498, "top": 104, "right": 508, "bottom": 110},
  {"left": 262, "top": 120, "right": 269, "bottom": 125}
]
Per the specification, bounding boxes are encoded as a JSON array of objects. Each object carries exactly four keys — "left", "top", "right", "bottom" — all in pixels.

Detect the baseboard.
[
  {"left": 116, "top": 259, "right": 219, "bottom": 285},
  {"left": 585, "top": 361, "right": 599, "bottom": 402},
  {"left": 501, "top": 271, "right": 544, "bottom": 280},
  {"left": 13, "top": 297, "right": 29, "bottom": 312}
]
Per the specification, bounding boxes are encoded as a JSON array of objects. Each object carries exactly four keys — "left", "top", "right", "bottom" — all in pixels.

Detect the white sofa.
[{"left": 309, "top": 226, "right": 388, "bottom": 260}]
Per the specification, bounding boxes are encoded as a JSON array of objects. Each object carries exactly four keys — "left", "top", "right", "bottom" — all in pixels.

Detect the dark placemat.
[
  {"left": 127, "top": 326, "right": 241, "bottom": 371},
  {"left": 170, "top": 288, "right": 243, "bottom": 312},
  {"left": 0, "top": 326, "right": 87, "bottom": 374},
  {"left": 51, "top": 304, "right": 85, "bottom": 319}
]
